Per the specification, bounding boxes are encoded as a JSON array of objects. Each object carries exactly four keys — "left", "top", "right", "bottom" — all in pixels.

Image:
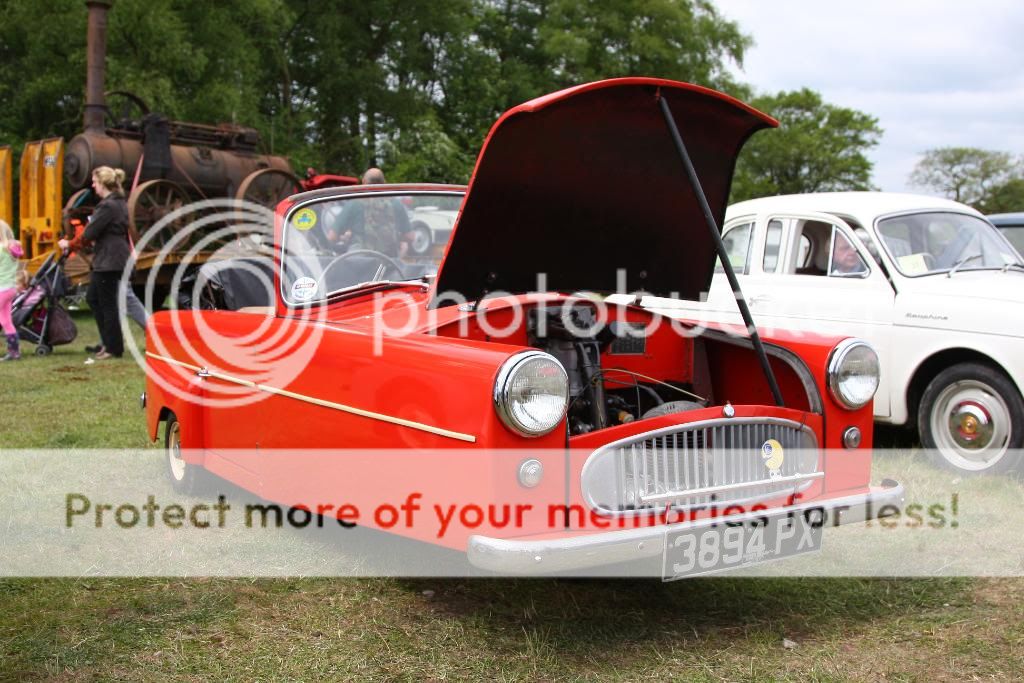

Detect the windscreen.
[
  {"left": 876, "top": 211, "right": 1023, "bottom": 276},
  {"left": 280, "top": 191, "right": 463, "bottom": 305}
]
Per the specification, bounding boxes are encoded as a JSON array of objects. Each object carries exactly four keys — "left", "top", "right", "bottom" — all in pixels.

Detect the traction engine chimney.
[{"left": 83, "top": 0, "right": 112, "bottom": 134}]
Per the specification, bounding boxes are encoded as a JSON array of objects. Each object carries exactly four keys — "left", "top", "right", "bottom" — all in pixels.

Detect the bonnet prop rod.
[{"left": 656, "top": 93, "right": 785, "bottom": 407}]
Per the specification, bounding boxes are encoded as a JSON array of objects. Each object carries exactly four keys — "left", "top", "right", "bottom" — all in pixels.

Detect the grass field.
[{"left": 2, "top": 311, "right": 1023, "bottom": 681}]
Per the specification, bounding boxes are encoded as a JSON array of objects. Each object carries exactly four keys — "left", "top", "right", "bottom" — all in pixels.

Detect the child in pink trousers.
[{"left": 0, "top": 220, "right": 24, "bottom": 361}]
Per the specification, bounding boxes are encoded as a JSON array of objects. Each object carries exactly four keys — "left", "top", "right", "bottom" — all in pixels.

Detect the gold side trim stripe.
[{"left": 146, "top": 351, "right": 477, "bottom": 443}]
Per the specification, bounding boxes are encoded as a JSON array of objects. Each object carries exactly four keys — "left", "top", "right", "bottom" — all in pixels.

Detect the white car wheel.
[
  {"left": 410, "top": 221, "right": 432, "bottom": 255},
  {"left": 919, "top": 363, "right": 1024, "bottom": 475},
  {"left": 167, "top": 416, "right": 186, "bottom": 482},
  {"left": 165, "top": 414, "right": 205, "bottom": 493}
]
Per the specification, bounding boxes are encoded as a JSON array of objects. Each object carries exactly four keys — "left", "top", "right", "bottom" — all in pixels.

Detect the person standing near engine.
[
  {"left": 59, "top": 166, "right": 130, "bottom": 359},
  {"left": 63, "top": 216, "right": 148, "bottom": 337},
  {"left": 0, "top": 220, "right": 25, "bottom": 361}
]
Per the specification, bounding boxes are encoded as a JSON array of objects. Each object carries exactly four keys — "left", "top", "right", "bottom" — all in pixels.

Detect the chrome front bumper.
[{"left": 467, "top": 480, "right": 904, "bottom": 574}]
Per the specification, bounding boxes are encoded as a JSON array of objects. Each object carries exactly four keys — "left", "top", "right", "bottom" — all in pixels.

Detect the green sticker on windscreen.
[{"left": 292, "top": 208, "right": 318, "bottom": 231}]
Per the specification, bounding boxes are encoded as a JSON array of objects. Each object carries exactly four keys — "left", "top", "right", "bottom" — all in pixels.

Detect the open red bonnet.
[{"left": 431, "top": 77, "right": 776, "bottom": 306}]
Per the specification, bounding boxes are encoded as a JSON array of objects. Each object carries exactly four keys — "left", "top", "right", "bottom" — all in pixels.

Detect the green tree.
[
  {"left": 282, "top": 0, "right": 475, "bottom": 174},
  {"left": 435, "top": 0, "right": 751, "bottom": 160},
  {"left": 0, "top": 0, "right": 87, "bottom": 146},
  {"left": 909, "top": 147, "right": 1023, "bottom": 210},
  {"left": 539, "top": 0, "right": 749, "bottom": 90},
  {"left": 0, "top": 0, "right": 295, "bottom": 152},
  {"left": 979, "top": 178, "right": 1024, "bottom": 215},
  {"left": 380, "top": 115, "right": 474, "bottom": 184},
  {"left": 731, "top": 88, "right": 881, "bottom": 202},
  {"left": 0, "top": 0, "right": 756, "bottom": 187}
]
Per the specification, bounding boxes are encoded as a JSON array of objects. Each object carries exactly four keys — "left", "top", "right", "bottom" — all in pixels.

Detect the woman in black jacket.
[{"left": 59, "top": 166, "right": 131, "bottom": 359}]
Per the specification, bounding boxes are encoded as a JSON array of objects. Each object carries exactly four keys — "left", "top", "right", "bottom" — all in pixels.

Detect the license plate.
[{"left": 662, "top": 513, "right": 822, "bottom": 581}]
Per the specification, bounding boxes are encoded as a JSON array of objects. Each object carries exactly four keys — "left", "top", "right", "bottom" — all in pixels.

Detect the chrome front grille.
[{"left": 581, "top": 418, "right": 821, "bottom": 514}]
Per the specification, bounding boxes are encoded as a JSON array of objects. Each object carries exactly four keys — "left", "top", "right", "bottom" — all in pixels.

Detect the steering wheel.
[{"left": 321, "top": 249, "right": 405, "bottom": 289}]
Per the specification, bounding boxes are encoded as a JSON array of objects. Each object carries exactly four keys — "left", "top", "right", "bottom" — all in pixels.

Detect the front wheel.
[
  {"left": 165, "top": 413, "right": 206, "bottom": 494},
  {"left": 918, "top": 363, "right": 1024, "bottom": 475},
  {"left": 409, "top": 221, "right": 432, "bottom": 255}
]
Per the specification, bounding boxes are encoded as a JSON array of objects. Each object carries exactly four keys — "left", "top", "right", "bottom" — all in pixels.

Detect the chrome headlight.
[
  {"left": 827, "top": 339, "right": 880, "bottom": 409},
  {"left": 494, "top": 351, "right": 569, "bottom": 437}
]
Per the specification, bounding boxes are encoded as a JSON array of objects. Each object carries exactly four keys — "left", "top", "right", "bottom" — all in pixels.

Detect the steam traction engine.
[{"left": 19, "top": 0, "right": 356, "bottom": 293}]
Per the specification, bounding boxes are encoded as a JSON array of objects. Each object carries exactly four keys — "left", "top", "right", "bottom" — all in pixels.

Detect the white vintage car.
[
  {"left": 406, "top": 202, "right": 460, "bottom": 255},
  {"left": 639, "top": 192, "right": 1024, "bottom": 475}
]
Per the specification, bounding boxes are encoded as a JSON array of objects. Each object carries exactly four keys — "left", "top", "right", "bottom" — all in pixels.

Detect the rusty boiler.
[{"left": 64, "top": 0, "right": 291, "bottom": 200}]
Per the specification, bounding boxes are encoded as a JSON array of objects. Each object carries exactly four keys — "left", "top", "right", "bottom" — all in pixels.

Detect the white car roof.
[{"left": 726, "top": 192, "right": 983, "bottom": 226}]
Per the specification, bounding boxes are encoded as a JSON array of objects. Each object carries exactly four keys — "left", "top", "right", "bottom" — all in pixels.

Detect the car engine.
[{"left": 527, "top": 303, "right": 704, "bottom": 435}]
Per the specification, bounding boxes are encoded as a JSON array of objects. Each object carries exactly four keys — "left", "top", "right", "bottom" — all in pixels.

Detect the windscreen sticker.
[
  {"left": 291, "top": 277, "right": 319, "bottom": 301},
  {"left": 898, "top": 253, "right": 930, "bottom": 275},
  {"left": 291, "top": 208, "right": 318, "bottom": 231}
]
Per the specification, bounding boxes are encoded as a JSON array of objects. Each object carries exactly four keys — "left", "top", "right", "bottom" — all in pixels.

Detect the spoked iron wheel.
[
  {"left": 234, "top": 169, "right": 302, "bottom": 248},
  {"left": 236, "top": 168, "right": 302, "bottom": 210},
  {"left": 62, "top": 188, "right": 94, "bottom": 238},
  {"left": 128, "top": 179, "right": 193, "bottom": 249},
  {"left": 103, "top": 90, "right": 151, "bottom": 131}
]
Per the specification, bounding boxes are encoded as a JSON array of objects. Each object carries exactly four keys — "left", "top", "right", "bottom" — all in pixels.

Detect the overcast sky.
[{"left": 712, "top": 0, "right": 1024, "bottom": 193}]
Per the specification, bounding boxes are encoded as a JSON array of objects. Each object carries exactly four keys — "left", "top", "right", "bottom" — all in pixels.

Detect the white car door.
[
  {"left": 735, "top": 210, "right": 897, "bottom": 418},
  {"left": 639, "top": 210, "right": 896, "bottom": 418},
  {"left": 700, "top": 214, "right": 788, "bottom": 317}
]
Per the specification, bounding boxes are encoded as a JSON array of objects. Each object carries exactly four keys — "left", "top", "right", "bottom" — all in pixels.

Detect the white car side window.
[
  {"left": 829, "top": 229, "right": 869, "bottom": 277},
  {"left": 762, "top": 219, "right": 784, "bottom": 273},
  {"left": 716, "top": 222, "right": 754, "bottom": 274},
  {"left": 789, "top": 220, "right": 833, "bottom": 275}
]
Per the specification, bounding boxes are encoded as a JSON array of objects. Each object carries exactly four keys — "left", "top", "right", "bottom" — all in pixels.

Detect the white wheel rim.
[
  {"left": 930, "top": 379, "right": 1011, "bottom": 471},
  {"left": 411, "top": 226, "right": 430, "bottom": 254},
  {"left": 167, "top": 421, "right": 186, "bottom": 481}
]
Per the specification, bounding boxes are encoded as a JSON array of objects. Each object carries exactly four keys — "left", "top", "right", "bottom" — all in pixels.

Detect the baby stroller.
[{"left": 11, "top": 250, "right": 77, "bottom": 355}]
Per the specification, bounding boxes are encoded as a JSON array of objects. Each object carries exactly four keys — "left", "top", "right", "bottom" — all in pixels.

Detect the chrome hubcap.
[
  {"left": 948, "top": 401, "right": 993, "bottom": 449},
  {"left": 931, "top": 380, "right": 1011, "bottom": 470}
]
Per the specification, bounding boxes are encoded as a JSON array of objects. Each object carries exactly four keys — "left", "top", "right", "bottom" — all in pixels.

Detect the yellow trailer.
[
  {"left": 18, "top": 138, "right": 65, "bottom": 267},
  {"left": 0, "top": 146, "right": 12, "bottom": 228}
]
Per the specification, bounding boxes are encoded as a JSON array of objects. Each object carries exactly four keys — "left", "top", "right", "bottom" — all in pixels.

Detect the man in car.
[
  {"left": 327, "top": 168, "right": 411, "bottom": 258},
  {"left": 831, "top": 231, "right": 868, "bottom": 276}
]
